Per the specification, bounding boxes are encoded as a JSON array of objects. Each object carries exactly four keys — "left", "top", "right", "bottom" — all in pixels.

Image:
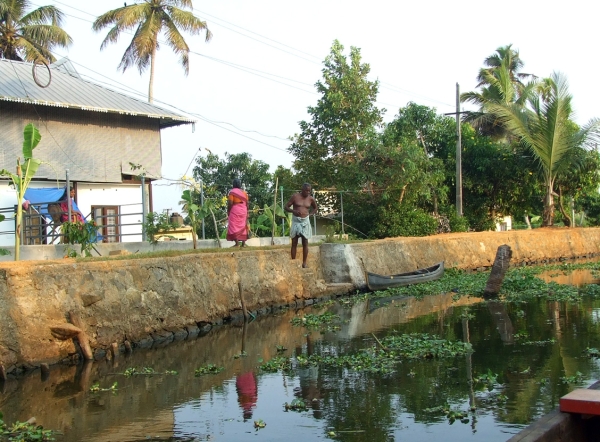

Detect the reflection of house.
[{"left": 0, "top": 58, "right": 193, "bottom": 246}]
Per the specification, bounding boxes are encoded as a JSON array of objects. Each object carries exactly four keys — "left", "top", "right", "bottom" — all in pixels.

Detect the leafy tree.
[
  {"left": 192, "top": 151, "right": 273, "bottom": 238},
  {"left": 554, "top": 146, "right": 600, "bottom": 226},
  {"left": 92, "top": 0, "right": 212, "bottom": 103},
  {"left": 289, "top": 40, "right": 384, "bottom": 191},
  {"left": 461, "top": 44, "right": 536, "bottom": 139},
  {"left": 0, "top": 0, "right": 72, "bottom": 63},
  {"left": 489, "top": 72, "right": 600, "bottom": 226}
]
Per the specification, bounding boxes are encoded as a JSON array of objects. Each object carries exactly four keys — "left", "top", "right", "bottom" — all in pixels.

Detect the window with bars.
[{"left": 92, "top": 206, "right": 120, "bottom": 243}]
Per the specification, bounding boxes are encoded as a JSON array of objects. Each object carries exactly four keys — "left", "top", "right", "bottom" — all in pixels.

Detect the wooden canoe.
[{"left": 365, "top": 261, "right": 444, "bottom": 291}]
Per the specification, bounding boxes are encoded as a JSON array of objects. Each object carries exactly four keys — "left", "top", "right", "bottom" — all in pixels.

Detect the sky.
[{"left": 42, "top": 0, "right": 600, "bottom": 214}]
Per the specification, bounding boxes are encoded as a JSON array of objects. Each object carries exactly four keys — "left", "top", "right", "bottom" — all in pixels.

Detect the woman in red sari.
[{"left": 227, "top": 179, "right": 249, "bottom": 247}]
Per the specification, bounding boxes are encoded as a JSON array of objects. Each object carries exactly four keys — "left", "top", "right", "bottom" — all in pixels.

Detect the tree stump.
[{"left": 484, "top": 244, "right": 512, "bottom": 299}]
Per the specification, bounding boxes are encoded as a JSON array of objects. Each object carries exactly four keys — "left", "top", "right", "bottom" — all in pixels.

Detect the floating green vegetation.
[
  {"left": 253, "top": 419, "right": 266, "bottom": 429},
  {"left": 513, "top": 331, "right": 529, "bottom": 340},
  {"left": 123, "top": 367, "right": 178, "bottom": 377},
  {"left": 560, "top": 372, "right": 584, "bottom": 384},
  {"left": 500, "top": 275, "right": 581, "bottom": 303},
  {"left": 275, "top": 345, "right": 287, "bottom": 353},
  {"left": 194, "top": 364, "right": 224, "bottom": 376},
  {"left": 233, "top": 351, "right": 248, "bottom": 359},
  {"left": 583, "top": 347, "right": 600, "bottom": 358},
  {"left": 473, "top": 369, "right": 499, "bottom": 391},
  {"left": 423, "top": 404, "right": 471, "bottom": 424},
  {"left": 284, "top": 398, "right": 308, "bottom": 412},
  {"left": 365, "top": 261, "right": 600, "bottom": 304},
  {"left": 581, "top": 284, "right": 600, "bottom": 298},
  {"left": 373, "top": 268, "right": 488, "bottom": 300},
  {"left": 290, "top": 312, "right": 341, "bottom": 331},
  {"left": 90, "top": 382, "right": 118, "bottom": 393},
  {"left": 380, "top": 333, "right": 473, "bottom": 359},
  {"left": 0, "top": 411, "right": 55, "bottom": 441},
  {"left": 259, "top": 356, "right": 293, "bottom": 373},
  {"left": 519, "top": 339, "right": 556, "bottom": 346},
  {"left": 260, "top": 333, "right": 470, "bottom": 375}
]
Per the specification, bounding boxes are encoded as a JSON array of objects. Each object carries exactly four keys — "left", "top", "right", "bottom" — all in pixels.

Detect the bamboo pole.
[{"left": 271, "top": 177, "right": 278, "bottom": 246}]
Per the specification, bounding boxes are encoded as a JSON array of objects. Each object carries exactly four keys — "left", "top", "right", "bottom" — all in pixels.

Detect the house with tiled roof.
[{"left": 0, "top": 58, "right": 194, "bottom": 246}]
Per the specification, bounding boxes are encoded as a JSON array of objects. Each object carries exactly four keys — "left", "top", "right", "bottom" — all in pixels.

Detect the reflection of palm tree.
[
  {"left": 0, "top": 0, "right": 72, "bottom": 63},
  {"left": 92, "top": 0, "right": 212, "bottom": 103}
]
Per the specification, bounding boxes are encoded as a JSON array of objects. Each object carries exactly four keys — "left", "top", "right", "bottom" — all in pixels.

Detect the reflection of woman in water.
[{"left": 236, "top": 371, "right": 258, "bottom": 421}]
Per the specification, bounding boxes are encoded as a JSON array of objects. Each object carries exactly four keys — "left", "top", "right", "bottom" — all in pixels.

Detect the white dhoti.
[{"left": 290, "top": 215, "right": 312, "bottom": 239}]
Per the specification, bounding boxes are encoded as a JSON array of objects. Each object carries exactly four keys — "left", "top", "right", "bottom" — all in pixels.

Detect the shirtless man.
[{"left": 284, "top": 183, "right": 318, "bottom": 268}]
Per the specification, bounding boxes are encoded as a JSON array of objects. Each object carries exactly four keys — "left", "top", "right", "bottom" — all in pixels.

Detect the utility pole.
[
  {"left": 456, "top": 83, "right": 462, "bottom": 217},
  {"left": 444, "top": 83, "right": 468, "bottom": 217}
]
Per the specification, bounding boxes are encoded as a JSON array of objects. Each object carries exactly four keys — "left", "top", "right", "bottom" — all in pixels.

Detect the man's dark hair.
[{"left": 302, "top": 183, "right": 311, "bottom": 190}]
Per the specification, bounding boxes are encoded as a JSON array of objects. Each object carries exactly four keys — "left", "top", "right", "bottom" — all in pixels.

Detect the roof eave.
[{"left": 0, "top": 96, "right": 196, "bottom": 129}]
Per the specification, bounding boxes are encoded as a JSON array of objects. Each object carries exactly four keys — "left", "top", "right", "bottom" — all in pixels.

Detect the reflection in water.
[
  {"left": 2, "top": 274, "right": 600, "bottom": 441},
  {"left": 236, "top": 372, "right": 258, "bottom": 421}
]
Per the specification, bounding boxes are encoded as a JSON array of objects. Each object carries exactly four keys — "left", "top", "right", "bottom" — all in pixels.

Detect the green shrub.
[{"left": 371, "top": 207, "right": 437, "bottom": 238}]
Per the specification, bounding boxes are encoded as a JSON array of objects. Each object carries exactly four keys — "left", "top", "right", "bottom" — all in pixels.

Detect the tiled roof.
[{"left": 0, "top": 58, "right": 194, "bottom": 129}]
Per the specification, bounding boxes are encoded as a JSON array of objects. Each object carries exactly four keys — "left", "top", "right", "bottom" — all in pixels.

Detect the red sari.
[{"left": 227, "top": 188, "right": 248, "bottom": 241}]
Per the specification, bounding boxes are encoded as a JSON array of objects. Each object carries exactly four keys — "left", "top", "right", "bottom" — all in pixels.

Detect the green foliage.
[
  {"left": 371, "top": 206, "right": 437, "bottom": 238},
  {"left": 249, "top": 204, "right": 291, "bottom": 238},
  {"left": 90, "top": 382, "right": 118, "bottom": 392},
  {"left": 290, "top": 312, "right": 341, "bottom": 331},
  {"left": 192, "top": 151, "right": 271, "bottom": 239},
  {"left": 0, "top": 124, "right": 43, "bottom": 261},
  {"left": 142, "top": 212, "right": 180, "bottom": 244},
  {"left": 93, "top": 0, "right": 211, "bottom": 102},
  {"left": 61, "top": 221, "right": 99, "bottom": 257},
  {"left": 0, "top": 410, "right": 55, "bottom": 441},
  {"left": 444, "top": 209, "right": 469, "bottom": 232},
  {"left": 488, "top": 73, "right": 600, "bottom": 226},
  {"left": 284, "top": 398, "right": 308, "bottom": 412},
  {"left": 194, "top": 364, "right": 224, "bottom": 376},
  {"left": 0, "top": 0, "right": 72, "bottom": 63},
  {"left": 381, "top": 333, "right": 473, "bottom": 359},
  {"left": 123, "top": 367, "right": 177, "bottom": 377},
  {"left": 289, "top": 40, "right": 384, "bottom": 190}
]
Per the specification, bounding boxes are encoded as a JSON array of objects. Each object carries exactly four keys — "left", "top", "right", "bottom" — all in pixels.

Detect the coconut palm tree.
[
  {"left": 93, "top": 0, "right": 212, "bottom": 103},
  {"left": 461, "top": 45, "right": 536, "bottom": 139},
  {"left": 488, "top": 72, "right": 600, "bottom": 226},
  {"left": 0, "top": 0, "right": 72, "bottom": 63}
]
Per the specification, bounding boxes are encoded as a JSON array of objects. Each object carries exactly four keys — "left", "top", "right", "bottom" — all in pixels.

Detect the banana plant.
[
  {"left": 180, "top": 189, "right": 200, "bottom": 249},
  {"left": 0, "top": 124, "right": 42, "bottom": 261},
  {"left": 249, "top": 204, "right": 291, "bottom": 237}
]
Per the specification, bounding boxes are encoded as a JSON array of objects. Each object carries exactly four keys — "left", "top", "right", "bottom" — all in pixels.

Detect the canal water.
[{"left": 2, "top": 265, "right": 600, "bottom": 441}]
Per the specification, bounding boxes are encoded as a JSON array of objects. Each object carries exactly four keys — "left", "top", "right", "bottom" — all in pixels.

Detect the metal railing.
[{"left": 0, "top": 201, "right": 145, "bottom": 245}]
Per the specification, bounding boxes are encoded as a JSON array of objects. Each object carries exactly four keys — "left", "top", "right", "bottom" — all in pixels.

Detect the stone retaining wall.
[{"left": 1, "top": 227, "right": 599, "bottom": 373}]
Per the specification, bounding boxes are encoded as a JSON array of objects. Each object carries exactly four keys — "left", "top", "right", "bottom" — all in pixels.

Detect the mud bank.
[{"left": 0, "top": 227, "right": 599, "bottom": 373}]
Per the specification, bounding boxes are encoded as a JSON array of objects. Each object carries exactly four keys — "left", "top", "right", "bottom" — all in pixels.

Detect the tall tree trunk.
[
  {"left": 556, "top": 186, "right": 572, "bottom": 227},
  {"left": 524, "top": 213, "right": 532, "bottom": 229},
  {"left": 148, "top": 45, "right": 156, "bottom": 103},
  {"left": 542, "top": 185, "right": 554, "bottom": 227}
]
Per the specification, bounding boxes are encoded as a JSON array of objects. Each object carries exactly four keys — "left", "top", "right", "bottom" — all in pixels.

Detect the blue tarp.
[{"left": 23, "top": 187, "right": 82, "bottom": 219}]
